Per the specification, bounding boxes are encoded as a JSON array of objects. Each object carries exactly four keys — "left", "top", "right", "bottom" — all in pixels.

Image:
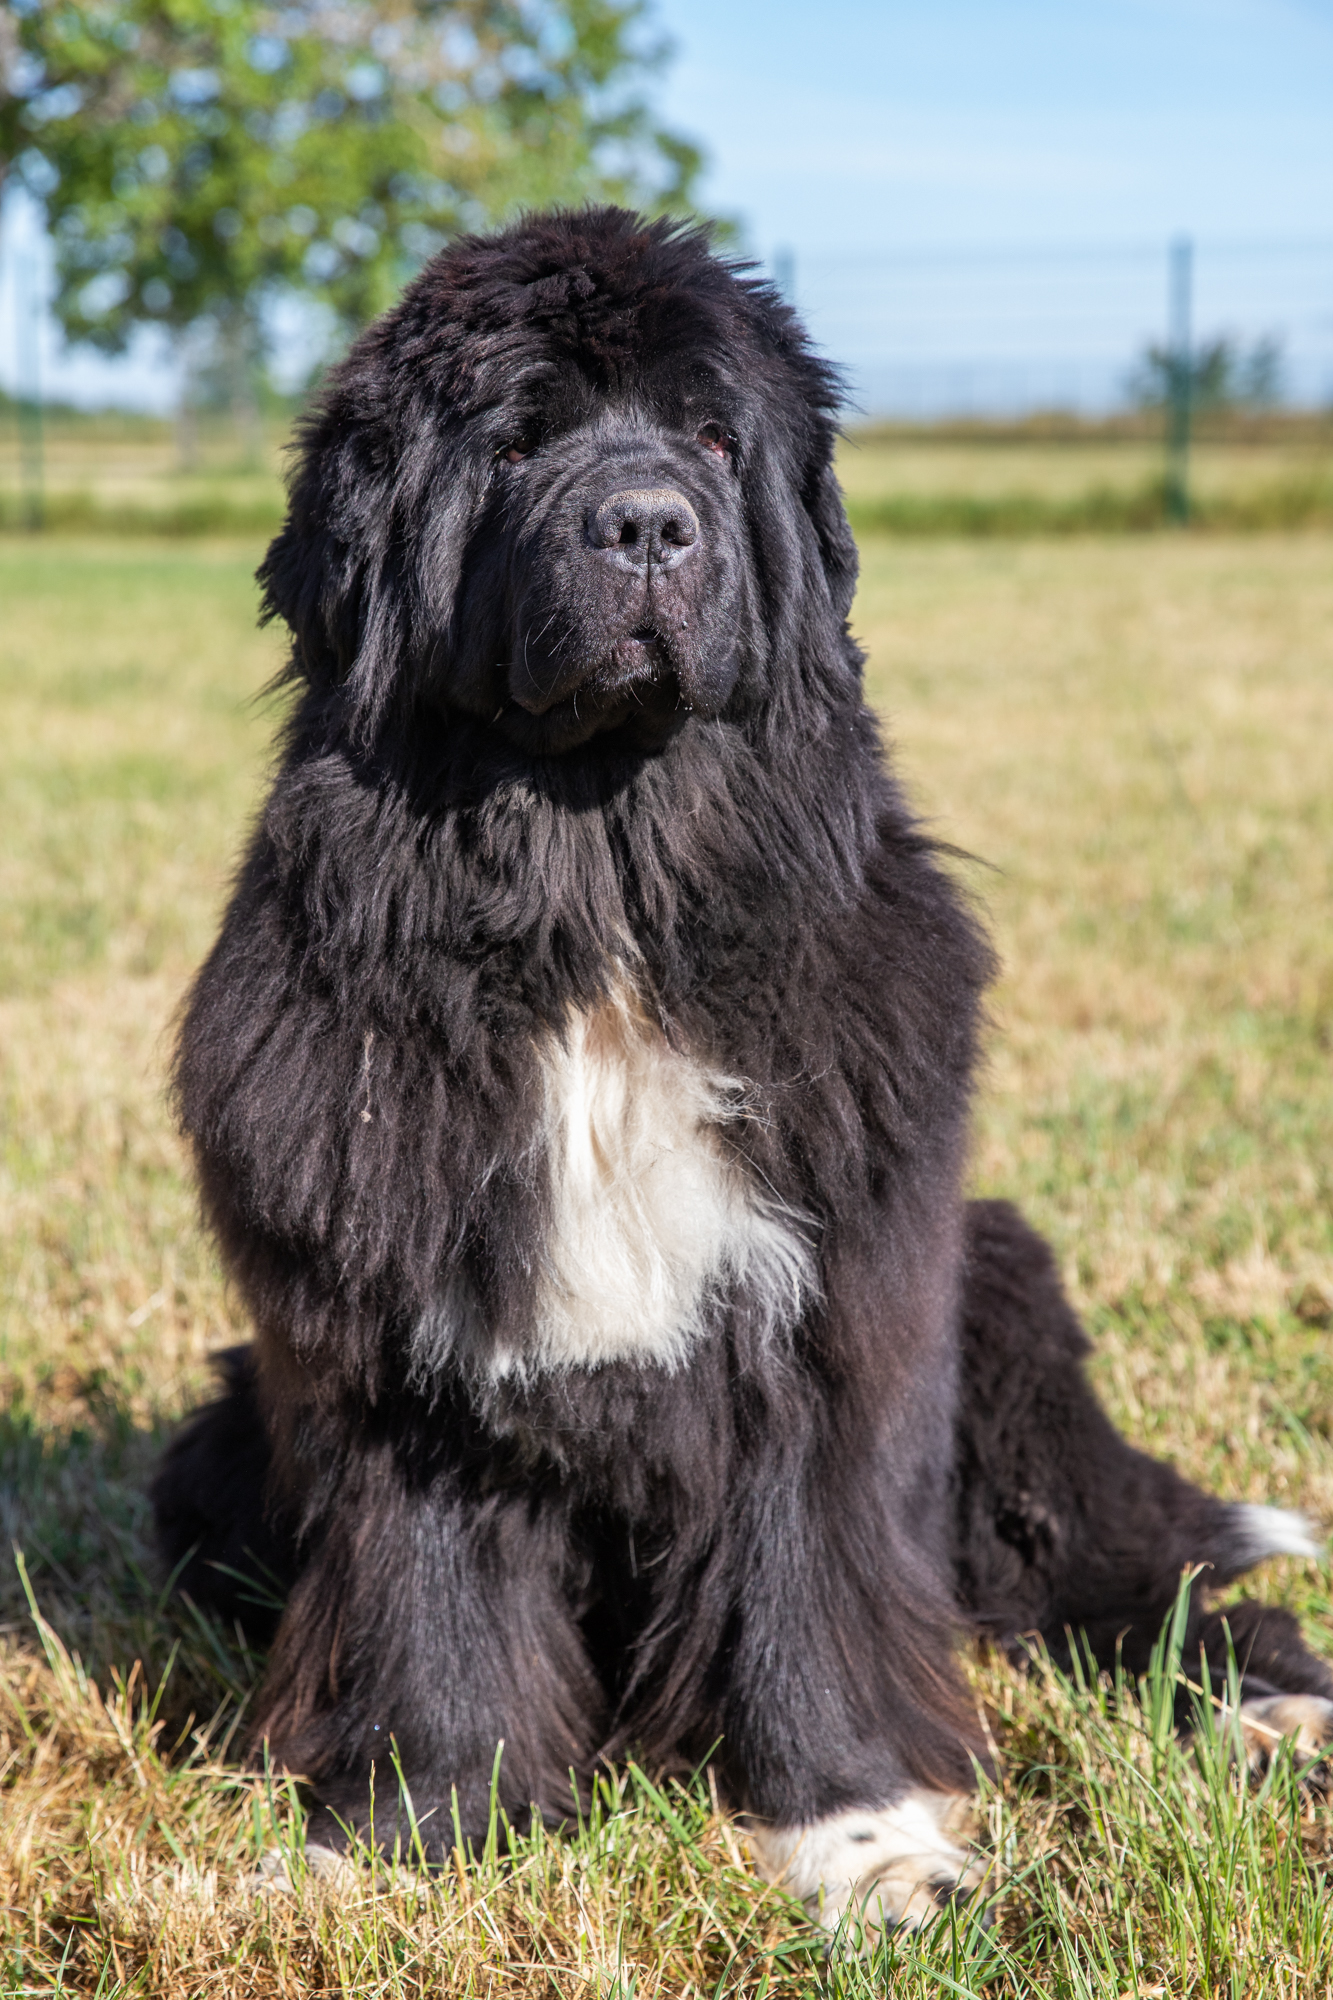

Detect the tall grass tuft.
[{"left": 5, "top": 1554, "right": 1333, "bottom": 1994}]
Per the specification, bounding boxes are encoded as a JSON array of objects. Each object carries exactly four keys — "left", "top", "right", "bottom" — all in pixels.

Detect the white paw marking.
[
  {"left": 748, "top": 1790, "right": 983, "bottom": 1937},
  {"left": 1237, "top": 1694, "right": 1333, "bottom": 1776},
  {"left": 1233, "top": 1504, "right": 1323, "bottom": 1564},
  {"left": 247, "top": 1842, "right": 352, "bottom": 1893}
]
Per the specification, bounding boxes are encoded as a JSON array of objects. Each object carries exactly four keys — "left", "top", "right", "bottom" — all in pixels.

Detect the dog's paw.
[
  {"left": 246, "top": 1841, "right": 354, "bottom": 1894},
  {"left": 747, "top": 1790, "right": 986, "bottom": 1941},
  {"left": 1237, "top": 1694, "right": 1333, "bottom": 1783}
]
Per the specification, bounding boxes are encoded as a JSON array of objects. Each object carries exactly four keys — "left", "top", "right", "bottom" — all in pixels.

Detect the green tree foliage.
[
  {"left": 1, "top": 0, "right": 701, "bottom": 381},
  {"left": 1128, "top": 332, "right": 1285, "bottom": 413}
]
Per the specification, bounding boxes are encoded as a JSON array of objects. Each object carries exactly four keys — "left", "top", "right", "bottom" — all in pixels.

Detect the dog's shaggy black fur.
[{"left": 156, "top": 208, "right": 1329, "bottom": 1883}]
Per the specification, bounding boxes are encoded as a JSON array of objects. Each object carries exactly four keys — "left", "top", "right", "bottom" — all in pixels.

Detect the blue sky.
[
  {"left": 660, "top": 0, "right": 1333, "bottom": 255},
  {"left": 2, "top": 0, "right": 1331, "bottom": 411},
  {"left": 656, "top": 0, "right": 1333, "bottom": 410}
]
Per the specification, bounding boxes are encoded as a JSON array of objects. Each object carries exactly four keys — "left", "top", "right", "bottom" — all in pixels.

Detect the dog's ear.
[
  {"left": 804, "top": 460, "right": 859, "bottom": 625},
  {"left": 258, "top": 389, "right": 482, "bottom": 739},
  {"left": 257, "top": 409, "right": 414, "bottom": 738}
]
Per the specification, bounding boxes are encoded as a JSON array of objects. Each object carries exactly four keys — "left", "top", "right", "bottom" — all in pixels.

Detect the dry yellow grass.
[
  {"left": 835, "top": 428, "right": 1333, "bottom": 506},
  {"left": 1, "top": 528, "right": 1331, "bottom": 1994},
  {"left": 858, "top": 539, "right": 1333, "bottom": 1531},
  {"left": 0, "top": 415, "right": 286, "bottom": 531}
]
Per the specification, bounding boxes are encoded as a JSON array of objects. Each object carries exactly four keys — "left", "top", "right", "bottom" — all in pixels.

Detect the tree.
[
  {"left": 1, "top": 0, "right": 701, "bottom": 413},
  {"left": 1127, "top": 332, "right": 1285, "bottom": 414}
]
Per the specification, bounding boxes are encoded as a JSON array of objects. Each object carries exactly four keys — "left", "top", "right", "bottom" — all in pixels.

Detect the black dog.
[{"left": 155, "top": 208, "right": 1330, "bottom": 1932}]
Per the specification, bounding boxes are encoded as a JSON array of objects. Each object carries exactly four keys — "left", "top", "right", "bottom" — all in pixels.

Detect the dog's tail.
[{"left": 953, "top": 1199, "right": 1331, "bottom": 1703}]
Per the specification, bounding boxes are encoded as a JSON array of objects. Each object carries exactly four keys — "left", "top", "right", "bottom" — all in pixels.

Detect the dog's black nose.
[{"left": 588, "top": 488, "right": 699, "bottom": 568}]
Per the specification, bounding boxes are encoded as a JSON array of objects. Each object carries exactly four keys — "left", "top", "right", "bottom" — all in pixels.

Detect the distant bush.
[
  {"left": 0, "top": 490, "right": 285, "bottom": 536},
  {"left": 1127, "top": 334, "right": 1286, "bottom": 413},
  {"left": 845, "top": 476, "right": 1333, "bottom": 538}
]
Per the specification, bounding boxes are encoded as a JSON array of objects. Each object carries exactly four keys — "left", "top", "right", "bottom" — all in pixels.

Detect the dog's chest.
[{"left": 508, "top": 988, "right": 811, "bottom": 1376}]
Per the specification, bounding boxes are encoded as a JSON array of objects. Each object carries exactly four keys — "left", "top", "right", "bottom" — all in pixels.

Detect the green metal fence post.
[
  {"left": 1164, "top": 235, "right": 1193, "bottom": 523},
  {"left": 17, "top": 252, "right": 46, "bottom": 532}
]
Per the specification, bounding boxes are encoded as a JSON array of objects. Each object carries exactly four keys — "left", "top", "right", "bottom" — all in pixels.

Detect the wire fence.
[
  {"left": 3, "top": 224, "right": 1333, "bottom": 533},
  {"left": 3, "top": 213, "right": 1331, "bottom": 425},
  {"left": 765, "top": 237, "right": 1333, "bottom": 419}
]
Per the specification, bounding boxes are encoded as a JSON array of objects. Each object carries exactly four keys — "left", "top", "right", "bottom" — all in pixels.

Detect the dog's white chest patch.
[{"left": 505, "top": 987, "right": 812, "bottom": 1376}]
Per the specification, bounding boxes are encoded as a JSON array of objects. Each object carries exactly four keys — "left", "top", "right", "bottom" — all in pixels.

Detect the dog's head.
[{"left": 260, "top": 208, "right": 859, "bottom": 754}]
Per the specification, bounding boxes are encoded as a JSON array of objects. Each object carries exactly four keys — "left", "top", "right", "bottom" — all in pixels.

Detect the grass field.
[
  {"left": 1, "top": 527, "right": 1332, "bottom": 1994},
  {"left": 837, "top": 424, "right": 1333, "bottom": 502},
  {"left": 0, "top": 412, "right": 288, "bottom": 535},
  {"left": 5, "top": 407, "right": 1333, "bottom": 535},
  {"left": 837, "top": 420, "right": 1333, "bottom": 532}
]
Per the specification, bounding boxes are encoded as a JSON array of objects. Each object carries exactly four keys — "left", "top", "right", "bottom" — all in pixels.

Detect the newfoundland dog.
[{"left": 155, "top": 207, "right": 1332, "bottom": 1934}]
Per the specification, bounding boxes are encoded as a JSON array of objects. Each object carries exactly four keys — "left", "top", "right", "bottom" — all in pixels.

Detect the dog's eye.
[
  {"left": 697, "top": 423, "right": 735, "bottom": 458},
  {"left": 496, "top": 440, "right": 532, "bottom": 464}
]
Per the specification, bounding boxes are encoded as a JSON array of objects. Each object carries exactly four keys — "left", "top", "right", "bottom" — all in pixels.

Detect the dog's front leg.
[
  {"left": 249, "top": 1437, "right": 604, "bottom": 1860},
  {"left": 722, "top": 1460, "right": 988, "bottom": 1940}
]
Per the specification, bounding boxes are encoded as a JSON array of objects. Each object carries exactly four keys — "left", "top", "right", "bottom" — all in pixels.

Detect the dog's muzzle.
[{"left": 587, "top": 488, "right": 699, "bottom": 572}]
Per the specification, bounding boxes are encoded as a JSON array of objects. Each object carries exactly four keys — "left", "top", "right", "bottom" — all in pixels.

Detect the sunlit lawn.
[
  {"left": 1, "top": 528, "right": 1331, "bottom": 1995},
  {"left": 837, "top": 424, "right": 1333, "bottom": 503}
]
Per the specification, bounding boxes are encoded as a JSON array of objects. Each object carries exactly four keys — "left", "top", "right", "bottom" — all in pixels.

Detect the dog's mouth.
[
  {"left": 499, "top": 627, "right": 691, "bottom": 756},
  {"left": 511, "top": 626, "right": 669, "bottom": 711},
  {"left": 592, "top": 624, "right": 671, "bottom": 693},
  {"left": 499, "top": 621, "right": 693, "bottom": 750}
]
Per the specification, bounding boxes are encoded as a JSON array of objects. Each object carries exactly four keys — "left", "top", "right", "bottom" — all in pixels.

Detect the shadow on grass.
[{"left": 0, "top": 1391, "right": 267, "bottom": 1740}]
